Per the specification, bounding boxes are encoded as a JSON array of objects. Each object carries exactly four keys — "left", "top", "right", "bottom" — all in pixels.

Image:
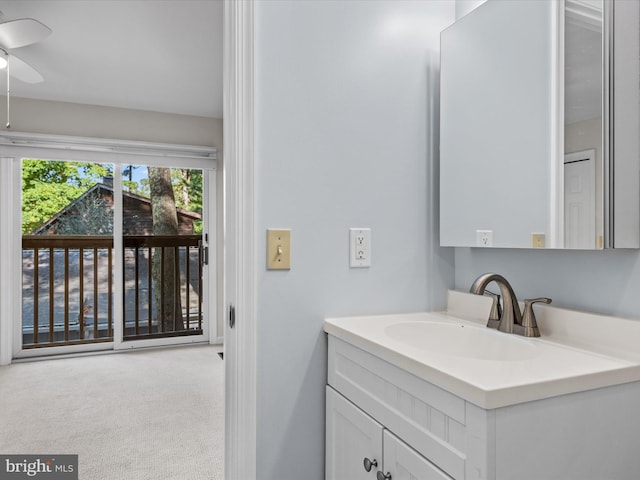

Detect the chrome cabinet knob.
[
  {"left": 377, "top": 471, "right": 392, "bottom": 480},
  {"left": 363, "top": 457, "right": 378, "bottom": 472}
]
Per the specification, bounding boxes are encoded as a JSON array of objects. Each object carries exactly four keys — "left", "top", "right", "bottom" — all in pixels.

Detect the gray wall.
[
  {"left": 454, "top": 248, "right": 640, "bottom": 320},
  {"left": 254, "top": 1, "right": 454, "bottom": 478},
  {"left": 0, "top": 96, "right": 222, "bottom": 148}
]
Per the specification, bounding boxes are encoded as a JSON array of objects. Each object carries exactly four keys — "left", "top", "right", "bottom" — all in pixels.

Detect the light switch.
[{"left": 267, "top": 229, "right": 291, "bottom": 270}]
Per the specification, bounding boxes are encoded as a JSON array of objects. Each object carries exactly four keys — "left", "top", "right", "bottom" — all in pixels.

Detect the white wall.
[{"left": 254, "top": 1, "right": 454, "bottom": 478}]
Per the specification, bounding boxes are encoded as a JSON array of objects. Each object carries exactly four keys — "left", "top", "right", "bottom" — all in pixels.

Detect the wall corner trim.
[{"left": 223, "top": 1, "right": 257, "bottom": 479}]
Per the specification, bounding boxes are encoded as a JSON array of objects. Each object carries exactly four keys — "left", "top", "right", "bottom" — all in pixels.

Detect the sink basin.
[
  {"left": 384, "top": 321, "right": 539, "bottom": 361},
  {"left": 325, "top": 292, "right": 640, "bottom": 408}
]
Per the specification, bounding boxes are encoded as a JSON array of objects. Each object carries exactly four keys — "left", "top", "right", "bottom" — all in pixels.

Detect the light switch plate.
[
  {"left": 531, "top": 233, "right": 545, "bottom": 248},
  {"left": 267, "top": 229, "right": 291, "bottom": 270}
]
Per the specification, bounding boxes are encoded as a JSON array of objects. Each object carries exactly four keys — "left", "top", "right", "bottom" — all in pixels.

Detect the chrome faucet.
[
  {"left": 469, "top": 273, "right": 552, "bottom": 337},
  {"left": 470, "top": 273, "right": 522, "bottom": 334}
]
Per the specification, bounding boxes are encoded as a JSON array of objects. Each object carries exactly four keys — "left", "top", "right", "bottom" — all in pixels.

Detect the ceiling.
[{"left": 0, "top": 0, "right": 223, "bottom": 118}]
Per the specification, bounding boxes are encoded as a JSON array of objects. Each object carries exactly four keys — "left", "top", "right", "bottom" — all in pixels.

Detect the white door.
[
  {"left": 564, "top": 150, "right": 596, "bottom": 249},
  {"left": 382, "top": 430, "right": 452, "bottom": 480},
  {"left": 326, "top": 386, "right": 383, "bottom": 480}
]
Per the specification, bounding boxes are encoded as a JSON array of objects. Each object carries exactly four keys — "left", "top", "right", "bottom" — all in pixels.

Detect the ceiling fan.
[
  {"left": 0, "top": 12, "right": 52, "bottom": 128},
  {"left": 0, "top": 11, "right": 51, "bottom": 84}
]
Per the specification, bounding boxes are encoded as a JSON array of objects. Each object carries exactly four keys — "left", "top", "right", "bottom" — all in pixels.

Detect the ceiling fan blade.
[
  {"left": 0, "top": 18, "right": 51, "bottom": 49},
  {"left": 7, "top": 54, "right": 43, "bottom": 84}
]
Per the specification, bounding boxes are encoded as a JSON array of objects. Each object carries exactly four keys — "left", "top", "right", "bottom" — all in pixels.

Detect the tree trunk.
[
  {"left": 148, "top": 167, "right": 183, "bottom": 333},
  {"left": 179, "top": 169, "right": 191, "bottom": 207}
]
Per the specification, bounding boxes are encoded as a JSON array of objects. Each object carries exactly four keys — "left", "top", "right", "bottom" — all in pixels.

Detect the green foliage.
[
  {"left": 122, "top": 180, "right": 138, "bottom": 194},
  {"left": 122, "top": 165, "right": 150, "bottom": 196},
  {"left": 22, "top": 160, "right": 204, "bottom": 235},
  {"left": 21, "top": 160, "right": 111, "bottom": 234},
  {"left": 172, "top": 168, "right": 203, "bottom": 215},
  {"left": 173, "top": 169, "right": 203, "bottom": 233}
]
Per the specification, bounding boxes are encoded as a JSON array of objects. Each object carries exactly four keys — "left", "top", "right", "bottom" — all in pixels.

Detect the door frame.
[{"left": 223, "top": 0, "right": 257, "bottom": 478}]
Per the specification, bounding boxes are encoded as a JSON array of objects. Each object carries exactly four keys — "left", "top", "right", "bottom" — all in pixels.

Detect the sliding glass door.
[
  {"left": 21, "top": 160, "right": 115, "bottom": 348},
  {"left": 120, "top": 164, "right": 207, "bottom": 343},
  {"left": 17, "top": 155, "right": 214, "bottom": 357}
]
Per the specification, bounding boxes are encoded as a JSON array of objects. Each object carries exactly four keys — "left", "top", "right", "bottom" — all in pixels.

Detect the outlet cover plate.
[
  {"left": 350, "top": 228, "right": 371, "bottom": 268},
  {"left": 476, "top": 230, "right": 493, "bottom": 247}
]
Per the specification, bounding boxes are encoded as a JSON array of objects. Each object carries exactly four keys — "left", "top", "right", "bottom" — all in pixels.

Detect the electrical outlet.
[
  {"left": 476, "top": 230, "right": 493, "bottom": 247},
  {"left": 350, "top": 228, "right": 371, "bottom": 268}
]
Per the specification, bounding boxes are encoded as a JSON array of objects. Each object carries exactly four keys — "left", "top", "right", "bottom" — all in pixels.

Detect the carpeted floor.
[{"left": 0, "top": 344, "right": 224, "bottom": 480}]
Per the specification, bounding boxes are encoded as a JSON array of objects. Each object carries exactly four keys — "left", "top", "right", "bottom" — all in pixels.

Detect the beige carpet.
[{"left": 0, "top": 344, "right": 224, "bottom": 480}]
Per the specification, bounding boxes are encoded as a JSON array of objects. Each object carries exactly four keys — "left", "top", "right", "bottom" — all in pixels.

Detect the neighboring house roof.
[{"left": 33, "top": 182, "right": 201, "bottom": 235}]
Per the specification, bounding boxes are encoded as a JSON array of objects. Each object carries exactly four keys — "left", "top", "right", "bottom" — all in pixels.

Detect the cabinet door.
[
  {"left": 326, "top": 386, "right": 383, "bottom": 480},
  {"left": 383, "top": 431, "right": 453, "bottom": 480}
]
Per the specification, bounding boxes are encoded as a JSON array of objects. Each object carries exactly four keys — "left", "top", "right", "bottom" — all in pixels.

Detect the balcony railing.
[
  {"left": 22, "top": 235, "right": 203, "bottom": 349},
  {"left": 122, "top": 235, "right": 203, "bottom": 341}
]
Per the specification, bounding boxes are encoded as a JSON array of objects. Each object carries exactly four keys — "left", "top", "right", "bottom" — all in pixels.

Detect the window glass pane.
[
  {"left": 122, "top": 165, "right": 204, "bottom": 340},
  {"left": 21, "top": 160, "right": 114, "bottom": 347}
]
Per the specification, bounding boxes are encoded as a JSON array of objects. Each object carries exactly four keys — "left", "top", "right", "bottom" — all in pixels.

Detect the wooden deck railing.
[
  {"left": 122, "top": 235, "right": 203, "bottom": 341},
  {"left": 22, "top": 234, "right": 203, "bottom": 349}
]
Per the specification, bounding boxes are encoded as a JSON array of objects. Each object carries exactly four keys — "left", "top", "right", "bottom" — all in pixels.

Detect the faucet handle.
[
  {"left": 521, "top": 298, "right": 552, "bottom": 337},
  {"left": 484, "top": 291, "right": 502, "bottom": 329}
]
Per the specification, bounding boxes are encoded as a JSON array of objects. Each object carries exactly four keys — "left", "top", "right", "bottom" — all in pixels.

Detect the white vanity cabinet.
[
  {"left": 326, "top": 386, "right": 451, "bottom": 480},
  {"left": 326, "top": 335, "right": 476, "bottom": 480},
  {"left": 326, "top": 386, "right": 383, "bottom": 480},
  {"left": 326, "top": 333, "right": 640, "bottom": 480}
]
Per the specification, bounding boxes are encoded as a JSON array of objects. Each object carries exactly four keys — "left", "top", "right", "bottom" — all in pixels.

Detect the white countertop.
[{"left": 324, "top": 291, "right": 640, "bottom": 409}]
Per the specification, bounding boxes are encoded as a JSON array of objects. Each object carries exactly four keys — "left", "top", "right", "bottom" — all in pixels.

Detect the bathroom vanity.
[{"left": 324, "top": 291, "right": 640, "bottom": 479}]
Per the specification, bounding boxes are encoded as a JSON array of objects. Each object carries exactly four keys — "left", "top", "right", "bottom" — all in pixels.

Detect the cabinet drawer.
[{"left": 328, "top": 336, "right": 466, "bottom": 480}]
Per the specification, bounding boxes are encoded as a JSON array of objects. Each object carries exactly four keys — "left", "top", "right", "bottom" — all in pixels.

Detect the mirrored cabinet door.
[
  {"left": 439, "top": 0, "right": 640, "bottom": 249},
  {"left": 564, "top": 0, "right": 603, "bottom": 249}
]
